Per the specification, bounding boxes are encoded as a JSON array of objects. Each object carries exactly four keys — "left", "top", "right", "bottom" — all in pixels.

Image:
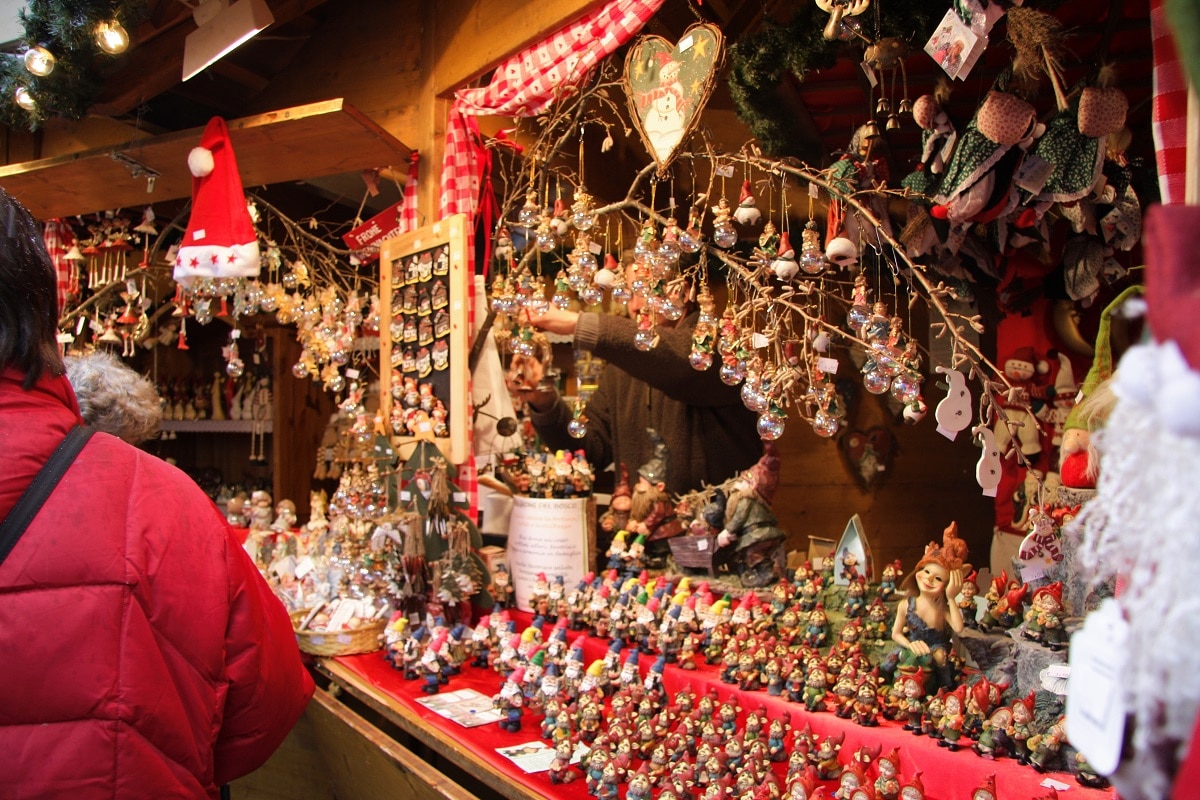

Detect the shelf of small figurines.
[
  {"left": 365, "top": 521, "right": 1111, "bottom": 800},
  {"left": 160, "top": 419, "right": 274, "bottom": 434}
]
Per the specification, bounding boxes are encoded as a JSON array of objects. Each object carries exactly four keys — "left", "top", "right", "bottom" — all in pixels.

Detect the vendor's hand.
[
  {"left": 946, "top": 568, "right": 964, "bottom": 600},
  {"left": 907, "top": 640, "right": 932, "bottom": 657},
  {"left": 716, "top": 529, "right": 737, "bottom": 548},
  {"left": 526, "top": 307, "right": 580, "bottom": 336}
]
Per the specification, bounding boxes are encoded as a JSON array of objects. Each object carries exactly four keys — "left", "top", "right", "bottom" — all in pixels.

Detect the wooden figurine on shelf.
[
  {"left": 1006, "top": 693, "right": 1038, "bottom": 765},
  {"left": 493, "top": 667, "right": 525, "bottom": 732},
  {"left": 814, "top": 733, "right": 844, "bottom": 780},
  {"left": 936, "top": 685, "right": 967, "bottom": 750},
  {"left": 851, "top": 677, "right": 881, "bottom": 727},
  {"left": 874, "top": 748, "right": 901, "bottom": 800},
  {"left": 547, "top": 736, "right": 578, "bottom": 784},
  {"left": 1023, "top": 582, "right": 1068, "bottom": 650}
]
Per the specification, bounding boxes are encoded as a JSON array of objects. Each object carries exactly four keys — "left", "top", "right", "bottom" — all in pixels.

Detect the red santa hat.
[
  {"left": 972, "top": 773, "right": 997, "bottom": 800},
  {"left": 738, "top": 179, "right": 755, "bottom": 206},
  {"left": 174, "top": 117, "right": 260, "bottom": 287}
]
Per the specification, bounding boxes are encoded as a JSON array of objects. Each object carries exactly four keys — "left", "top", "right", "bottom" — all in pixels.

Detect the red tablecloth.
[{"left": 334, "top": 626, "right": 1113, "bottom": 800}]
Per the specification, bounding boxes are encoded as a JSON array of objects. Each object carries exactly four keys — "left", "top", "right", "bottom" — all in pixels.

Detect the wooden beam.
[
  {"left": 92, "top": 0, "right": 333, "bottom": 117},
  {"left": 430, "top": 0, "right": 610, "bottom": 98},
  {"left": 0, "top": 99, "right": 411, "bottom": 219}
]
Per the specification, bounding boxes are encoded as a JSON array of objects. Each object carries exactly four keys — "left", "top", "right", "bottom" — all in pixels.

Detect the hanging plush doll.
[
  {"left": 1059, "top": 285, "right": 1143, "bottom": 488},
  {"left": 932, "top": 69, "right": 1043, "bottom": 255}
]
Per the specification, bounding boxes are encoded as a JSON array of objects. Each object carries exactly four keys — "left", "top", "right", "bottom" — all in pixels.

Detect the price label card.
[{"left": 1067, "top": 598, "right": 1129, "bottom": 776}]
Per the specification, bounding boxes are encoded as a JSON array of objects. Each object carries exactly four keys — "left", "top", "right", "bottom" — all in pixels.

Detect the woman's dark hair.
[{"left": 0, "top": 187, "right": 62, "bottom": 387}]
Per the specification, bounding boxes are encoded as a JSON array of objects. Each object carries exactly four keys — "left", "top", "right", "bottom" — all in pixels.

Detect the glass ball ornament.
[
  {"left": 741, "top": 382, "right": 770, "bottom": 414},
  {"left": 292, "top": 360, "right": 310, "bottom": 379},
  {"left": 846, "top": 304, "right": 872, "bottom": 330},
  {"left": 576, "top": 285, "right": 600, "bottom": 305},
  {"left": 712, "top": 221, "right": 738, "bottom": 249},
  {"left": 890, "top": 372, "right": 922, "bottom": 404},
  {"left": 535, "top": 228, "right": 557, "bottom": 253},
  {"left": 192, "top": 299, "right": 214, "bottom": 325},
  {"left": 633, "top": 236, "right": 655, "bottom": 259},
  {"left": 517, "top": 200, "right": 540, "bottom": 228},
  {"left": 679, "top": 228, "right": 704, "bottom": 253},
  {"left": 226, "top": 358, "right": 245, "bottom": 378},
  {"left": 567, "top": 417, "right": 588, "bottom": 439},
  {"left": 757, "top": 409, "right": 787, "bottom": 441},
  {"left": 571, "top": 209, "right": 595, "bottom": 231},
  {"left": 281, "top": 271, "right": 299, "bottom": 290},
  {"left": 719, "top": 359, "right": 747, "bottom": 386},
  {"left": 325, "top": 373, "right": 346, "bottom": 394},
  {"left": 634, "top": 327, "right": 659, "bottom": 352},
  {"left": 330, "top": 349, "right": 350, "bottom": 366},
  {"left": 813, "top": 409, "right": 841, "bottom": 438},
  {"left": 260, "top": 293, "right": 278, "bottom": 313},
  {"left": 574, "top": 251, "right": 596, "bottom": 274},
  {"left": 873, "top": 345, "right": 901, "bottom": 377},
  {"left": 611, "top": 282, "right": 632, "bottom": 305},
  {"left": 864, "top": 368, "right": 891, "bottom": 395},
  {"left": 552, "top": 288, "right": 571, "bottom": 309},
  {"left": 660, "top": 300, "right": 684, "bottom": 321},
  {"left": 689, "top": 349, "right": 713, "bottom": 371}
]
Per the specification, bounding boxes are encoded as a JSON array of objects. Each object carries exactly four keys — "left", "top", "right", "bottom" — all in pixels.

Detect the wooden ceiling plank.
[
  {"left": 430, "top": 0, "right": 610, "bottom": 97},
  {"left": 0, "top": 99, "right": 411, "bottom": 220},
  {"left": 92, "top": 0, "right": 333, "bottom": 117}
]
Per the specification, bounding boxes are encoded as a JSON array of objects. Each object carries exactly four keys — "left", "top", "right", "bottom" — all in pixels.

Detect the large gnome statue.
[
  {"left": 716, "top": 442, "right": 787, "bottom": 588},
  {"left": 173, "top": 117, "right": 260, "bottom": 288}
]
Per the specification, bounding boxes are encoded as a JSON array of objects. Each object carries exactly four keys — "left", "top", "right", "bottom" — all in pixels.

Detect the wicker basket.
[{"left": 290, "top": 610, "right": 386, "bottom": 657}]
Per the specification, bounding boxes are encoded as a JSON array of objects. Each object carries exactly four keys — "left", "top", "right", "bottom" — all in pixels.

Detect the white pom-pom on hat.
[
  {"left": 188, "top": 146, "right": 214, "bottom": 178},
  {"left": 1114, "top": 343, "right": 1157, "bottom": 408}
]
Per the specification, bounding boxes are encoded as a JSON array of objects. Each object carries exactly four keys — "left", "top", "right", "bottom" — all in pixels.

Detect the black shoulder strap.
[{"left": 0, "top": 425, "right": 95, "bottom": 568}]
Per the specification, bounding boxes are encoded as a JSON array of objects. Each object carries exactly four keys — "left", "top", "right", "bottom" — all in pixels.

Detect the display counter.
[{"left": 311, "top": 628, "right": 1114, "bottom": 800}]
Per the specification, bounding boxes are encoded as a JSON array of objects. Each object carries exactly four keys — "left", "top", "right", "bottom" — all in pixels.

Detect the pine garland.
[
  {"left": 728, "top": 1, "right": 944, "bottom": 158},
  {"left": 0, "top": 0, "right": 147, "bottom": 130}
]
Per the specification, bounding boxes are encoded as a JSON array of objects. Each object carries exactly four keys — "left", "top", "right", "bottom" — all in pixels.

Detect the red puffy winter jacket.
[{"left": 0, "top": 370, "right": 314, "bottom": 799}]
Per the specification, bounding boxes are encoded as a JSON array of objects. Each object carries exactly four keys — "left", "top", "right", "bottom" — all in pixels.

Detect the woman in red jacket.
[{"left": 0, "top": 186, "right": 314, "bottom": 798}]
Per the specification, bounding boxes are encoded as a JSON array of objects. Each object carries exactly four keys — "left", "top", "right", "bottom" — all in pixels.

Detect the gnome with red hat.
[
  {"left": 174, "top": 117, "right": 260, "bottom": 288},
  {"left": 1023, "top": 581, "right": 1068, "bottom": 650},
  {"left": 734, "top": 179, "right": 762, "bottom": 226},
  {"left": 716, "top": 442, "right": 787, "bottom": 588}
]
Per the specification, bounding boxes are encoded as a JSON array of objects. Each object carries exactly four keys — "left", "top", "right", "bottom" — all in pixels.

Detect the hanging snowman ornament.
[
  {"left": 934, "top": 366, "right": 972, "bottom": 440},
  {"left": 973, "top": 423, "right": 1002, "bottom": 497},
  {"left": 734, "top": 179, "right": 762, "bottom": 226}
]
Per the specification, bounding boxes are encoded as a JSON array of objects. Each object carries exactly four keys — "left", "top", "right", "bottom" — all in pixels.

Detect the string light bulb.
[
  {"left": 95, "top": 20, "right": 130, "bottom": 55},
  {"left": 13, "top": 86, "right": 37, "bottom": 112},
  {"left": 23, "top": 46, "right": 55, "bottom": 77}
]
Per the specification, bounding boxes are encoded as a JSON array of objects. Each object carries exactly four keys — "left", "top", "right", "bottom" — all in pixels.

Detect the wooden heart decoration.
[
  {"left": 624, "top": 23, "right": 724, "bottom": 175},
  {"left": 840, "top": 426, "right": 896, "bottom": 492}
]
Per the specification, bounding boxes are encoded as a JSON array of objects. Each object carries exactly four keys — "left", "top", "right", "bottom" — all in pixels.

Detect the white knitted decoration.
[{"left": 1074, "top": 339, "right": 1200, "bottom": 800}]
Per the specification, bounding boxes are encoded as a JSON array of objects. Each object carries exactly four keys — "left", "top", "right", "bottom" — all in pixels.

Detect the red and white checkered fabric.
[
  {"left": 43, "top": 219, "right": 75, "bottom": 315},
  {"left": 1151, "top": 0, "right": 1188, "bottom": 206},
  {"left": 399, "top": 151, "right": 421, "bottom": 234},
  {"left": 437, "top": 0, "right": 663, "bottom": 515},
  {"left": 438, "top": 0, "right": 664, "bottom": 221}
]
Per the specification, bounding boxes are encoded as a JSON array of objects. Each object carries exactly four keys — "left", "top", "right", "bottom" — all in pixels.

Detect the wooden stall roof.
[{"left": 0, "top": 99, "right": 412, "bottom": 220}]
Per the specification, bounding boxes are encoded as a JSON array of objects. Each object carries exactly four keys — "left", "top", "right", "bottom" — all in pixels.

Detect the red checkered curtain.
[
  {"left": 437, "top": 0, "right": 664, "bottom": 514},
  {"left": 399, "top": 150, "right": 421, "bottom": 234},
  {"left": 1151, "top": 0, "right": 1188, "bottom": 206},
  {"left": 43, "top": 219, "right": 76, "bottom": 315}
]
